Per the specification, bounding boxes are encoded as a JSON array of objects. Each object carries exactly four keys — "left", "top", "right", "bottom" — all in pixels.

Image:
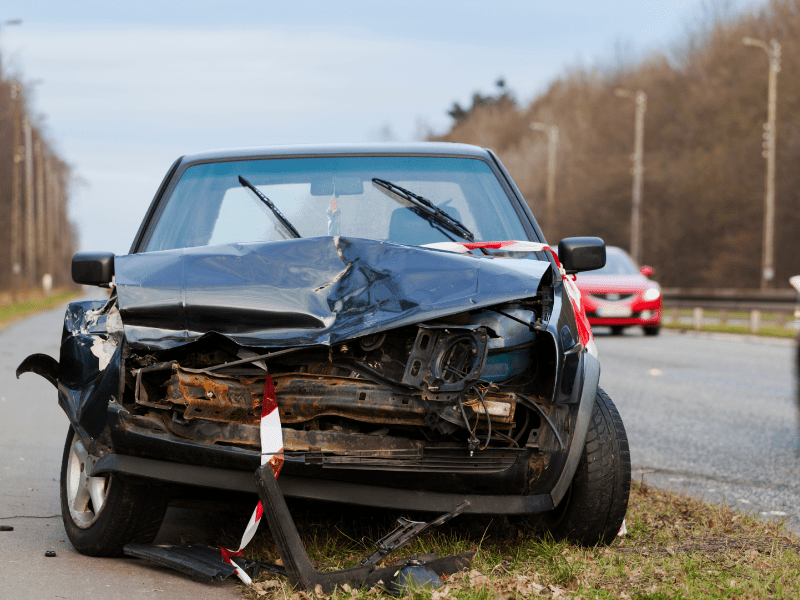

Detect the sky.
[{"left": 1, "top": 0, "right": 767, "bottom": 255}]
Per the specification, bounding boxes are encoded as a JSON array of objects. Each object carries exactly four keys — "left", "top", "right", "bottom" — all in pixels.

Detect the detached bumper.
[{"left": 88, "top": 453, "right": 555, "bottom": 514}]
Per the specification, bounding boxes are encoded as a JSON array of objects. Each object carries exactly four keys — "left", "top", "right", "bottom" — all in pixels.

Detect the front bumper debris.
[{"left": 124, "top": 464, "right": 474, "bottom": 594}]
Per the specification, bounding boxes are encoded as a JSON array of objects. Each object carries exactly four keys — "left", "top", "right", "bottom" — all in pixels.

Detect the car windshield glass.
[
  {"left": 144, "top": 156, "right": 530, "bottom": 252},
  {"left": 584, "top": 250, "right": 639, "bottom": 276}
]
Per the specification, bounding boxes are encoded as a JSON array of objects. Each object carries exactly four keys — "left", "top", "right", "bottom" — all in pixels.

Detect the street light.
[
  {"left": 22, "top": 79, "right": 44, "bottom": 288},
  {"left": 743, "top": 36, "right": 781, "bottom": 290},
  {"left": 529, "top": 122, "right": 559, "bottom": 230},
  {"left": 615, "top": 88, "right": 647, "bottom": 264},
  {"left": 3, "top": 18, "right": 23, "bottom": 298}
]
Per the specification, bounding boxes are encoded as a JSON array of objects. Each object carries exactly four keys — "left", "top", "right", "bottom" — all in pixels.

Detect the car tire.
[
  {"left": 542, "top": 388, "right": 631, "bottom": 545},
  {"left": 643, "top": 326, "right": 660, "bottom": 336},
  {"left": 610, "top": 326, "right": 625, "bottom": 336},
  {"left": 60, "top": 427, "right": 169, "bottom": 557}
]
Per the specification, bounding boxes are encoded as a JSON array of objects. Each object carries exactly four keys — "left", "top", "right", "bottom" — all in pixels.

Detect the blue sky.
[{"left": 1, "top": 0, "right": 766, "bottom": 254}]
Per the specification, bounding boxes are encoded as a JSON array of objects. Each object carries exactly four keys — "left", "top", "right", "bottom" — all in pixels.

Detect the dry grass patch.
[
  {"left": 0, "top": 289, "right": 82, "bottom": 329},
  {"left": 663, "top": 321, "right": 797, "bottom": 339},
  {"left": 232, "top": 483, "right": 800, "bottom": 599}
]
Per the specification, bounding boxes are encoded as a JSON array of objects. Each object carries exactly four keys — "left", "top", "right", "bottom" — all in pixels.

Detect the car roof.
[{"left": 179, "top": 142, "right": 492, "bottom": 165}]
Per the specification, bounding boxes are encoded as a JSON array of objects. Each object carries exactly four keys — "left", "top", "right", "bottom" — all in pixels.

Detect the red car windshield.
[{"left": 585, "top": 250, "right": 639, "bottom": 276}]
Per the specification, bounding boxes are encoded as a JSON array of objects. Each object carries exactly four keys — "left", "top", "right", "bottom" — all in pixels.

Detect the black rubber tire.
[
  {"left": 60, "top": 427, "right": 169, "bottom": 557},
  {"left": 643, "top": 326, "right": 661, "bottom": 336},
  {"left": 544, "top": 388, "right": 631, "bottom": 545},
  {"left": 610, "top": 326, "right": 625, "bottom": 336}
]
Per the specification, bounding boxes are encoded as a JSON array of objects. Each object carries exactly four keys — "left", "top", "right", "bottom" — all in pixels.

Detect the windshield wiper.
[
  {"left": 372, "top": 178, "right": 474, "bottom": 242},
  {"left": 238, "top": 175, "right": 301, "bottom": 239}
]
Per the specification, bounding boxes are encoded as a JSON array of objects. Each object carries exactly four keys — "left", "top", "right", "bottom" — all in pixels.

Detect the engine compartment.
[{"left": 121, "top": 297, "right": 561, "bottom": 472}]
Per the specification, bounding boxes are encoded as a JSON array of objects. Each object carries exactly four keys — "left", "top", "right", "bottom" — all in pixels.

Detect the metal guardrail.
[
  {"left": 660, "top": 288, "right": 800, "bottom": 334},
  {"left": 662, "top": 288, "right": 798, "bottom": 312}
]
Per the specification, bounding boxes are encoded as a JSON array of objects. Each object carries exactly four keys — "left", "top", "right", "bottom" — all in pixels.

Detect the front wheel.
[
  {"left": 643, "top": 326, "right": 660, "bottom": 336},
  {"left": 543, "top": 388, "right": 631, "bottom": 545},
  {"left": 60, "top": 427, "right": 169, "bottom": 556}
]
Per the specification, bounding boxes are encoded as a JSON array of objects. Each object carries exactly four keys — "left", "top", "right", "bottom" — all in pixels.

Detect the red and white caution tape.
[
  {"left": 423, "top": 241, "right": 596, "bottom": 355},
  {"left": 221, "top": 374, "right": 284, "bottom": 584},
  {"left": 423, "top": 240, "right": 550, "bottom": 254}
]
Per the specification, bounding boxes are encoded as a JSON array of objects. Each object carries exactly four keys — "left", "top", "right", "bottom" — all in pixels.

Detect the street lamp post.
[
  {"left": 19, "top": 79, "right": 44, "bottom": 289},
  {"left": 743, "top": 37, "right": 781, "bottom": 290},
  {"left": 615, "top": 88, "right": 647, "bottom": 264},
  {"left": 10, "top": 82, "right": 22, "bottom": 298},
  {"left": 529, "top": 122, "right": 559, "bottom": 231},
  {"left": 23, "top": 114, "right": 36, "bottom": 288},
  {"left": 2, "top": 19, "right": 22, "bottom": 297}
]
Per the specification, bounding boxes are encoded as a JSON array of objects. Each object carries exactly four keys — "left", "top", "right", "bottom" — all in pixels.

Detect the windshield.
[
  {"left": 583, "top": 249, "right": 639, "bottom": 276},
  {"left": 144, "top": 156, "right": 530, "bottom": 252}
]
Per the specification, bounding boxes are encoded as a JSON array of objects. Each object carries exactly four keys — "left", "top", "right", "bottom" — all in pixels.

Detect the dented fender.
[
  {"left": 16, "top": 354, "right": 59, "bottom": 388},
  {"left": 17, "top": 298, "right": 124, "bottom": 441},
  {"left": 549, "top": 351, "right": 600, "bottom": 507}
]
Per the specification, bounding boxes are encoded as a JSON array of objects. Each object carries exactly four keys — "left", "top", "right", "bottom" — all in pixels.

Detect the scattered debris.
[
  {"left": 45, "top": 551, "right": 56, "bottom": 557},
  {"left": 386, "top": 563, "right": 443, "bottom": 595},
  {"left": 124, "top": 544, "right": 240, "bottom": 581},
  {"left": 252, "top": 462, "right": 474, "bottom": 594},
  {"left": 125, "top": 464, "right": 473, "bottom": 594},
  {"left": 0, "top": 526, "right": 13, "bottom": 532}
]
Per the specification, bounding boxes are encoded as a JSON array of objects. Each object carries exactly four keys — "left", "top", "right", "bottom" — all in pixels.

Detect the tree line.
[
  {"left": 434, "top": 0, "right": 800, "bottom": 289},
  {"left": 0, "top": 53, "right": 77, "bottom": 296}
]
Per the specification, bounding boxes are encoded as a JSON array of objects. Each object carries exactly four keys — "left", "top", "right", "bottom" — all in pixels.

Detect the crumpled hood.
[{"left": 114, "top": 236, "right": 550, "bottom": 350}]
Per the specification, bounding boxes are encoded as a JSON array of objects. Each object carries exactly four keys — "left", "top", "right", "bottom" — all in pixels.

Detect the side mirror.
[
  {"left": 72, "top": 252, "right": 115, "bottom": 287},
  {"left": 640, "top": 266, "right": 654, "bottom": 277},
  {"left": 557, "top": 237, "right": 606, "bottom": 275}
]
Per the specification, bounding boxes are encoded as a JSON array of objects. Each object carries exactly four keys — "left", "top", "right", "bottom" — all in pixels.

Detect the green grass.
[
  {"left": 674, "top": 309, "right": 755, "bottom": 320},
  {"left": 672, "top": 309, "right": 795, "bottom": 321},
  {"left": 663, "top": 321, "right": 798, "bottom": 339},
  {"left": 0, "top": 289, "right": 82, "bottom": 329},
  {"left": 230, "top": 483, "right": 800, "bottom": 599}
]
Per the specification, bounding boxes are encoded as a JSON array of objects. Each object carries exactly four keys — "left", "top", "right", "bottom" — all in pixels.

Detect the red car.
[{"left": 575, "top": 246, "right": 662, "bottom": 336}]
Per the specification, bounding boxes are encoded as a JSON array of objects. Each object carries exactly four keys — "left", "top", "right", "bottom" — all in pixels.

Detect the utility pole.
[
  {"left": 3, "top": 20, "right": 23, "bottom": 296},
  {"left": 10, "top": 82, "right": 22, "bottom": 298},
  {"left": 35, "top": 139, "right": 46, "bottom": 287},
  {"left": 23, "top": 115, "right": 36, "bottom": 288},
  {"left": 743, "top": 37, "right": 781, "bottom": 290},
  {"left": 615, "top": 88, "right": 647, "bottom": 264},
  {"left": 44, "top": 153, "right": 55, "bottom": 281},
  {"left": 529, "top": 122, "right": 559, "bottom": 231}
]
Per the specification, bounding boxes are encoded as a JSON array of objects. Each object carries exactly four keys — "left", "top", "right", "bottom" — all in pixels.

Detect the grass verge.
[
  {"left": 0, "top": 289, "right": 82, "bottom": 330},
  {"left": 663, "top": 321, "right": 798, "bottom": 339},
  {"left": 229, "top": 482, "right": 800, "bottom": 599}
]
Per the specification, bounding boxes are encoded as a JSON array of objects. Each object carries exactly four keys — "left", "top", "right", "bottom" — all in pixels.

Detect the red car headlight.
[{"left": 642, "top": 287, "right": 661, "bottom": 302}]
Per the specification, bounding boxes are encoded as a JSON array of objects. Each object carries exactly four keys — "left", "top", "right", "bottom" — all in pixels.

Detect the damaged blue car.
[{"left": 18, "top": 143, "right": 630, "bottom": 559}]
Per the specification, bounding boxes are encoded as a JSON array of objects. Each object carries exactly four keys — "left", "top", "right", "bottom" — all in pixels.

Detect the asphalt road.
[
  {"left": 594, "top": 326, "right": 800, "bottom": 531},
  {"left": 1, "top": 299, "right": 798, "bottom": 598},
  {"left": 0, "top": 295, "right": 240, "bottom": 600}
]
